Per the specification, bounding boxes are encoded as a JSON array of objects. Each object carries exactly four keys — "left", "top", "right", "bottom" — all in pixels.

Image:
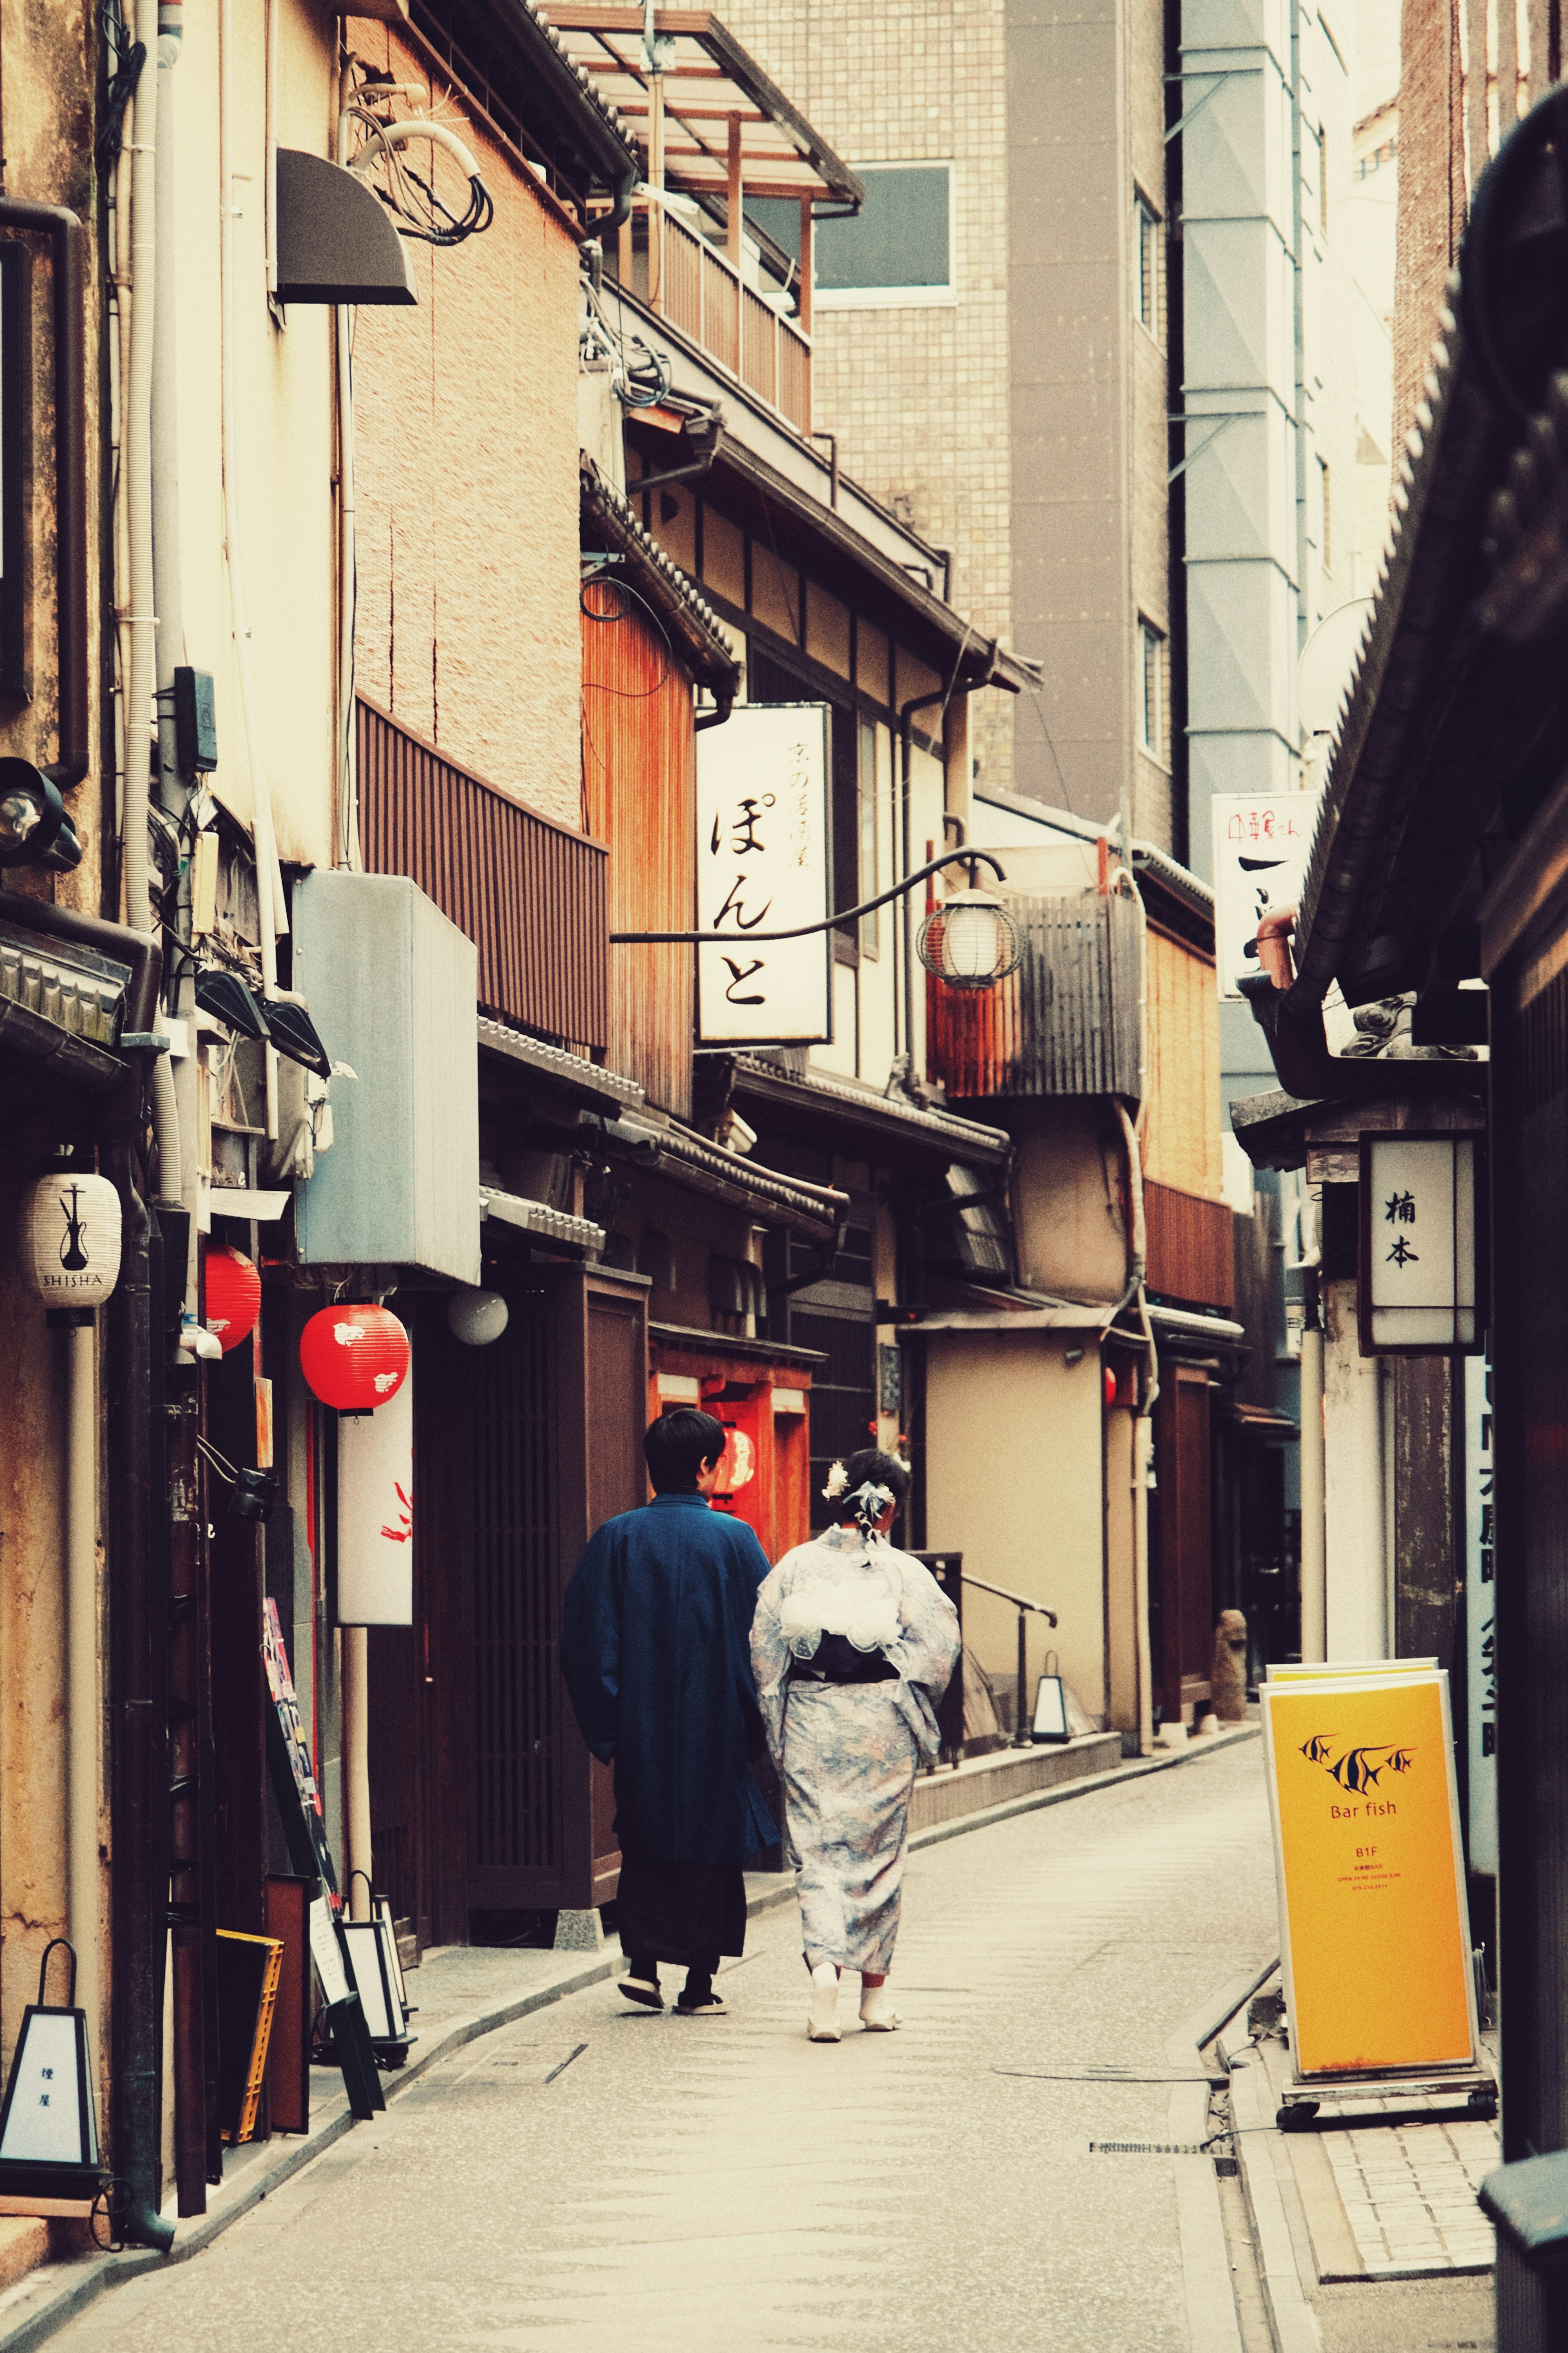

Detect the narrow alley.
[{"left": 51, "top": 1747, "right": 1277, "bottom": 2353}]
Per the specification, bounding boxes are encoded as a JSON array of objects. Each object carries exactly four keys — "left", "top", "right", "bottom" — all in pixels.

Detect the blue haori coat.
[{"left": 560, "top": 1492, "right": 778, "bottom": 1866}]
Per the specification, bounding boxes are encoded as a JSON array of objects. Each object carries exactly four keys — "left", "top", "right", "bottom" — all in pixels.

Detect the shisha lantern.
[
  {"left": 299, "top": 1305, "right": 410, "bottom": 1413},
  {"left": 21, "top": 1172, "right": 122, "bottom": 1311}
]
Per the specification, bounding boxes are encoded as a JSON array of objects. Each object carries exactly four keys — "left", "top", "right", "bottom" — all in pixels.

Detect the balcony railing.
[
  {"left": 624, "top": 200, "right": 812, "bottom": 436},
  {"left": 357, "top": 697, "right": 609, "bottom": 1055}
]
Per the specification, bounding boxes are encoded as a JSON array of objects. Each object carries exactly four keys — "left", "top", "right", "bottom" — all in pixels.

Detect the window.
[
  {"left": 1319, "top": 456, "right": 1332, "bottom": 575},
  {"left": 1135, "top": 194, "right": 1161, "bottom": 341},
  {"left": 813, "top": 163, "right": 953, "bottom": 308},
  {"left": 859, "top": 718, "right": 880, "bottom": 957},
  {"left": 1138, "top": 618, "right": 1165, "bottom": 764}
]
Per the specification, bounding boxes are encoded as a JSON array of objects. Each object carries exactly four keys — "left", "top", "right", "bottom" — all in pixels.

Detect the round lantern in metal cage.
[{"left": 916, "top": 888, "right": 1023, "bottom": 991}]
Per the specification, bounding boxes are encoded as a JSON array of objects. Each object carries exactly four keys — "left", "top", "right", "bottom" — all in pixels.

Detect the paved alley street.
[{"left": 51, "top": 1746, "right": 1277, "bottom": 2353}]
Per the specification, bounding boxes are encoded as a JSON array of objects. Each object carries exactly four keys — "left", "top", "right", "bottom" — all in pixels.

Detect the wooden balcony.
[
  {"left": 1144, "top": 1180, "right": 1235, "bottom": 1312},
  {"left": 356, "top": 697, "right": 610, "bottom": 1055},
  {"left": 624, "top": 199, "right": 812, "bottom": 436}
]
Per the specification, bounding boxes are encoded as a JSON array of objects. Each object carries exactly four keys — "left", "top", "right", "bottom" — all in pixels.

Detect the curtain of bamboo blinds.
[
  {"left": 1140, "top": 928, "right": 1223, "bottom": 1200},
  {"left": 580, "top": 582, "right": 696, "bottom": 1119}
]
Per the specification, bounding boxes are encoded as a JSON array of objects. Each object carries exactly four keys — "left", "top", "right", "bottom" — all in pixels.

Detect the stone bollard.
[{"left": 1212, "top": 1608, "right": 1249, "bottom": 1723}]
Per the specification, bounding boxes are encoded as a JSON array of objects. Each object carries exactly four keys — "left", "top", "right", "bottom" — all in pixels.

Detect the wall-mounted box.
[{"left": 292, "top": 872, "right": 479, "bottom": 1283}]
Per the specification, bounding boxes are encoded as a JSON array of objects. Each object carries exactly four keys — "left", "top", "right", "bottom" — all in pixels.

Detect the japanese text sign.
[
  {"left": 1464, "top": 1354, "right": 1497, "bottom": 1873},
  {"left": 1210, "top": 794, "right": 1316, "bottom": 1003},
  {"left": 1358, "top": 1133, "right": 1479, "bottom": 1354},
  {"left": 1262, "top": 1669, "right": 1477, "bottom": 2079},
  {"left": 696, "top": 704, "right": 832, "bottom": 1045}
]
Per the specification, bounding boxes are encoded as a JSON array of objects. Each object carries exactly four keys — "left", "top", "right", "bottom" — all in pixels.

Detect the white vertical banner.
[
  {"left": 1463, "top": 1351, "right": 1497, "bottom": 1874},
  {"left": 696, "top": 703, "right": 833, "bottom": 1045},
  {"left": 336, "top": 1368, "right": 414, "bottom": 1625},
  {"left": 1210, "top": 793, "right": 1316, "bottom": 1001}
]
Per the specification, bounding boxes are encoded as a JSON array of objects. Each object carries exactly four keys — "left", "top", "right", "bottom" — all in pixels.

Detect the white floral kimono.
[{"left": 751, "top": 1528, "right": 960, "bottom": 1974}]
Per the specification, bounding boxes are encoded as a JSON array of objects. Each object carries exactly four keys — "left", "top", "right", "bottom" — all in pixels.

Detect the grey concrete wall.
[{"left": 1007, "top": 0, "right": 1136, "bottom": 832}]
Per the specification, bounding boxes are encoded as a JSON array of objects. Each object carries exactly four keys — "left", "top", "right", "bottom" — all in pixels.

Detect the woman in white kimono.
[{"left": 752, "top": 1449, "right": 960, "bottom": 2043}]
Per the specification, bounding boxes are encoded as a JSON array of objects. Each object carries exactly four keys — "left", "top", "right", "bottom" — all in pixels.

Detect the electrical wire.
[{"left": 579, "top": 569, "right": 675, "bottom": 696}]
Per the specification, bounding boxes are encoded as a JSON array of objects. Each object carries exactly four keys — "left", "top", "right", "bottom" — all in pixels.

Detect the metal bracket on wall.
[{"left": 1163, "top": 67, "right": 1261, "bottom": 144}]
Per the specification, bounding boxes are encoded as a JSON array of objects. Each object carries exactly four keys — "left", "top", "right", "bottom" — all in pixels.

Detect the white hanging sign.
[
  {"left": 1358, "top": 1133, "right": 1479, "bottom": 1354},
  {"left": 336, "top": 1365, "right": 414, "bottom": 1625},
  {"left": 1210, "top": 794, "right": 1316, "bottom": 1002},
  {"left": 696, "top": 703, "right": 832, "bottom": 1045},
  {"left": 1463, "top": 1352, "right": 1497, "bottom": 1873}
]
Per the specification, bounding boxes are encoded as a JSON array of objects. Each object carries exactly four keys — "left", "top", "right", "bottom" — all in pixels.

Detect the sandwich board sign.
[{"left": 1261, "top": 1665, "right": 1487, "bottom": 2107}]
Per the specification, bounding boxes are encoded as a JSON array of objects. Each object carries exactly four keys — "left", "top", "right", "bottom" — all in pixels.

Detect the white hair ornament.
[{"left": 821, "top": 1461, "right": 849, "bottom": 1501}]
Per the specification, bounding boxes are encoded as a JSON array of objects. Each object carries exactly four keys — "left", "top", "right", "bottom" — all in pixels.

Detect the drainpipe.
[
  {"left": 66, "top": 1315, "right": 99, "bottom": 2088},
  {"left": 343, "top": 1628, "right": 371, "bottom": 1920},
  {"left": 219, "top": 0, "right": 282, "bottom": 1135},
  {"left": 898, "top": 688, "right": 946, "bottom": 1082},
  {"left": 151, "top": 0, "right": 194, "bottom": 1309},
  {"left": 334, "top": 65, "right": 360, "bottom": 874},
  {"left": 123, "top": 0, "right": 159, "bottom": 939},
  {"left": 0, "top": 202, "right": 89, "bottom": 789},
  {"left": 98, "top": 896, "right": 174, "bottom": 2249},
  {"left": 1298, "top": 1255, "right": 1325, "bottom": 1660}
]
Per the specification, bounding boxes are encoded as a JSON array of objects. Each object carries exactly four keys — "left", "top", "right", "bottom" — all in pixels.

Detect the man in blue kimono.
[{"left": 561, "top": 1408, "right": 777, "bottom": 2016}]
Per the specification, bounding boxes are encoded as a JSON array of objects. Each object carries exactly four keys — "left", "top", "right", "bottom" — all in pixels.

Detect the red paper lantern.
[
  {"left": 205, "top": 1244, "right": 262, "bottom": 1354},
  {"left": 1103, "top": 1365, "right": 1118, "bottom": 1410},
  {"left": 299, "top": 1305, "right": 410, "bottom": 1411}
]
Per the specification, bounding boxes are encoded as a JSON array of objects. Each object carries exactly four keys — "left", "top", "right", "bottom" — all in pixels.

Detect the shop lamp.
[
  {"left": 194, "top": 967, "right": 270, "bottom": 1042},
  {"left": 447, "top": 1286, "right": 509, "bottom": 1346},
  {"left": 22, "top": 1172, "right": 122, "bottom": 1316},
  {"left": 264, "top": 999, "right": 333, "bottom": 1078},
  {"left": 300, "top": 1304, "right": 410, "bottom": 1412},
  {"left": 0, "top": 760, "right": 82, "bottom": 873},
  {"left": 205, "top": 1242, "right": 262, "bottom": 1353},
  {"left": 1031, "top": 1656, "right": 1071, "bottom": 1745},
  {"left": 0, "top": 1941, "right": 102, "bottom": 2219},
  {"left": 916, "top": 868, "right": 1022, "bottom": 992}
]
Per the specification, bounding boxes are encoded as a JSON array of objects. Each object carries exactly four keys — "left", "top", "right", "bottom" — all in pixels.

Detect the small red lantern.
[
  {"left": 1103, "top": 1365, "right": 1119, "bottom": 1410},
  {"left": 299, "top": 1305, "right": 410, "bottom": 1412},
  {"left": 205, "top": 1244, "right": 262, "bottom": 1354}
]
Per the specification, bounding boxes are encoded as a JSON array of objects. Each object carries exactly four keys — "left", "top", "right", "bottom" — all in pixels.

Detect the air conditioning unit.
[{"left": 292, "top": 872, "right": 479, "bottom": 1284}]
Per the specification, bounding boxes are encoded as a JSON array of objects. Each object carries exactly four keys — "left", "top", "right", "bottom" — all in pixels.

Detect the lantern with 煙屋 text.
[
  {"left": 205, "top": 1244, "right": 262, "bottom": 1354},
  {"left": 298, "top": 1305, "right": 410, "bottom": 1412}
]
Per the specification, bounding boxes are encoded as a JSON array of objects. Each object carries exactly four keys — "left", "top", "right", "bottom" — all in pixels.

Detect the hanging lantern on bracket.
[
  {"left": 205, "top": 1242, "right": 262, "bottom": 1354},
  {"left": 21, "top": 1171, "right": 122, "bottom": 1321},
  {"left": 916, "top": 870, "right": 1023, "bottom": 992},
  {"left": 299, "top": 1304, "right": 410, "bottom": 1414}
]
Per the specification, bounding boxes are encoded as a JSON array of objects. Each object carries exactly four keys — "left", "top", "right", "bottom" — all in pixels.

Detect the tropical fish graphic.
[{"left": 1299, "top": 1736, "right": 1416, "bottom": 1789}]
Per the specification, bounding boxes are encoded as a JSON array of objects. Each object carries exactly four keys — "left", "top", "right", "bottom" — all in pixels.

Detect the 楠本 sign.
[
  {"left": 696, "top": 704, "right": 832, "bottom": 1045},
  {"left": 1210, "top": 794, "right": 1316, "bottom": 1002},
  {"left": 1262, "top": 1668, "right": 1478, "bottom": 2079},
  {"left": 1358, "top": 1132, "right": 1479, "bottom": 1354}
]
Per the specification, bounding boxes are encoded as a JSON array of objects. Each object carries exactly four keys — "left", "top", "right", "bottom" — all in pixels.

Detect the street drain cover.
[{"left": 1090, "top": 2141, "right": 1212, "bottom": 2157}]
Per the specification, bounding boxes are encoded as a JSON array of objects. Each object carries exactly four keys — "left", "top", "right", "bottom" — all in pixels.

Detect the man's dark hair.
[
  {"left": 645, "top": 1408, "right": 726, "bottom": 1493},
  {"left": 836, "top": 1447, "right": 911, "bottom": 1511}
]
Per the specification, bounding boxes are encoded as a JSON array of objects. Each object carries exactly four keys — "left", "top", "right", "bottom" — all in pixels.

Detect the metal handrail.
[{"left": 960, "top": 1573, "right": 1059, "bottom": 1747}]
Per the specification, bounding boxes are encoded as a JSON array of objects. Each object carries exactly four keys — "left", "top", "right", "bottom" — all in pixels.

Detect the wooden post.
[
  {"left": 798, "top": 195, "right": 813, "bottom": 335},
  {"left": 650, "top": 74, "right": 665, "bottom": 190},
  {"left": 727, "top": 113, "right": 743, "bottom": 266}
]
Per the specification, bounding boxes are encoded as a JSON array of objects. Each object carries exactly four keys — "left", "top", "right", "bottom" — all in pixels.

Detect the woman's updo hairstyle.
[{"left": 822, "top": 1447, "right": 911, "bottom": 1533}]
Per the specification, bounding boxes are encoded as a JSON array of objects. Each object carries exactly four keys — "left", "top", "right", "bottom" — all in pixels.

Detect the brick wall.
[
  {"left": 346, "top": 18, "right": 584, "bottom": 831},
  {"left": 1391, "top": 0, "right": 1467, "bottom": 457},
  {"left": 716, "top": 0, "right": 1017, "bottom": 796}
]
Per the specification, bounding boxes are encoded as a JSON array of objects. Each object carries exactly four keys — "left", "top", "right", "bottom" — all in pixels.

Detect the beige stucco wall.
[
  {"left": 347, "top": 18, "right": 584, "bottom": 830},
  {"left": 167, "top": 0, "right": 338, "bottom": 870},
  {"left": 923, "top": 1330, "right": 1107, "bottom": 1721},
  {"left": 1009, "top": 1101, "right": 1129, "bottom": 1304}
]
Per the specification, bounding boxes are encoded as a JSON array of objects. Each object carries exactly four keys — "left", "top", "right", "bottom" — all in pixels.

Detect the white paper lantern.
[
  {"left": 22, "top": 1173, "right": 122, "bottom": 1309},
  {"left": 446, "top": 1287, "right": 508, "bottom": 1346},
  {"left": 336, "top": 1363, "right": 413, "bottom": 1626}
]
